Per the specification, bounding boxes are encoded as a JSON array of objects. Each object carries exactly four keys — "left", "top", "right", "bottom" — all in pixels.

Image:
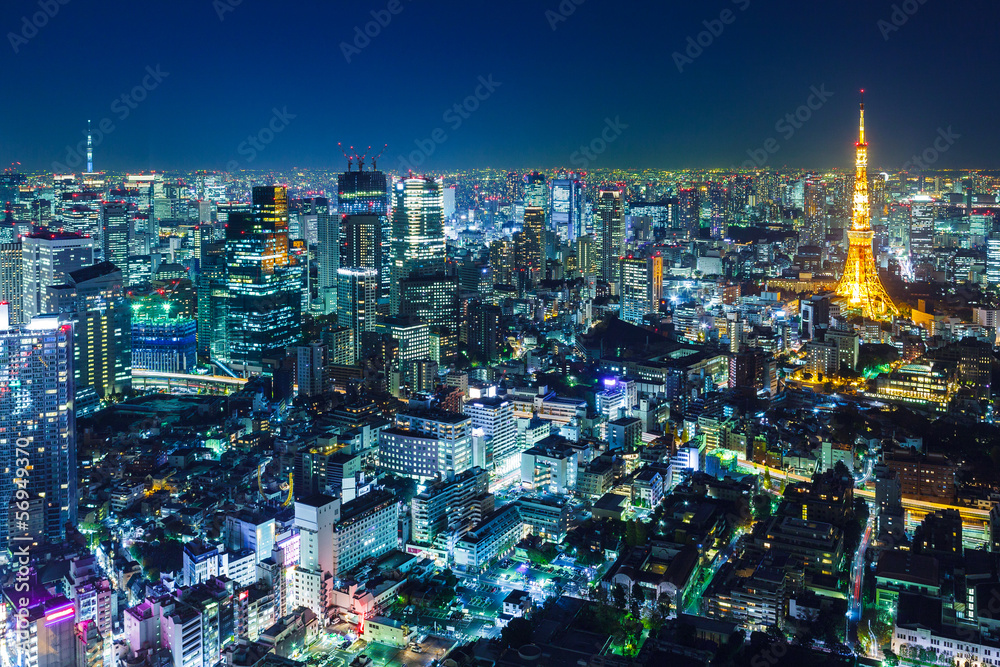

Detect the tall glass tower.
[
  {"left": 595, "top": 188, "right": 625, "bottom": 283},
  {"left": 338, "top": 170, "right": 389, "bottom": 313},
  {"left": 224, "top": 186, "right": 302, "bottom": 370},
  {"left": 390, "top": 177, "right": 445, "bottom": 314},
  {"left": 0, "top": 305, "right": 76, "bottom": 550}
]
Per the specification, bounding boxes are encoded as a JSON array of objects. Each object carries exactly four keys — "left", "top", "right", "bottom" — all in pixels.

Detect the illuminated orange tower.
[{"left": 835, "top": 91, "right": 897, "bottom": 320}]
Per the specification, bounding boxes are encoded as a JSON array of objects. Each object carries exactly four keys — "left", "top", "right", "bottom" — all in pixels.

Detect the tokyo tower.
[{"left": 834, "top": 92, "right": 898, "bottom": 320}]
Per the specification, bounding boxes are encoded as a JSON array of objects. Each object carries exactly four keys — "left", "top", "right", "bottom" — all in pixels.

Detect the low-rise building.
[
  {"left": 453, "top": 504, "right": 524, "bottom": 574},
  {"left": 516, "top": 495, "right": 570, "bottom": 543}
]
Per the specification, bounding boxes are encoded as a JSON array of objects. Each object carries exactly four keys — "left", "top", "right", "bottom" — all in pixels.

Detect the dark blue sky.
[{"left": 2, "top": 0, "right": 997, "bottom": 173}]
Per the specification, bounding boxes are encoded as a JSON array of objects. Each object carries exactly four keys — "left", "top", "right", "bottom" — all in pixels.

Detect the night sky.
[{"left": 2, "top": 0, "right": 998, "bottom": 173}]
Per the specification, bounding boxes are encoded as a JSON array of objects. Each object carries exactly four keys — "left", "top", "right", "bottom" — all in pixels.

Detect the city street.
[{"left": 847, "top": 504, "right": 875, "bottom": 645}]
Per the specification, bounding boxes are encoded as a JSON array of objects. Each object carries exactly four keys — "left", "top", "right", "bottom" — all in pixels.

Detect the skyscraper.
[
  {"left": 22, "top": 230, "right": 95, "bottom": 322},
  {"left": 550, "top": 174, "right": 585, "bottom": 242},
  {"left": 316, "top": 205, "right": 339, "bottom": 314},
  {"left": 678, "top": 187, "right": 700, "bottom": 238},
  {"left": 390, "top": 177, "right": 445, "bottom": 314},
  {"left": 519, "top": 206, "right": 545, "bottom": 287},
  {"left": 595, "top": 188, "right": 625, "bottom": 283},
  {"left": 340, "top": 214, "right": 382, "bottom": 276},
  {"left": 337, "top": 267, "right": 377, "bottom": 362},
  {"left": 0, "top": 241, "right": 22, "bottom": 325},
  {"left": 465, "top": 396, "right": 517, "bottom": 485},
  {"left": 619, "top": 254, "right": 663, "bottom": 325},
  {"left": 523, "top": 171, "right": 547, "bottom": 209},
  {"left": 101, "top": 202, "right": 130, "bottom": 279},
  {"left": 0, "top": 304, "right": 76, "bottom": 550},
  {"left": 224, "top": 186, "right": 302, "bottom": 369},
  {"left": 338, "top": 169, "right": 389, "bottom": 312},
  {"left": 43, "top": 262, "right": 132, "bottom": 408},
  {"left": 197, "top": 240, "right": 227, "bottom": 359},
  {"left": 987, "top": 232, "right": 1000, "bottom": 286},
  {"left": 399, "top": 272, "right": 458, "bottom": 359}
]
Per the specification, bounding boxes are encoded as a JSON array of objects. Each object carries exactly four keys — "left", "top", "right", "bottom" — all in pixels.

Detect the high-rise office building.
[
  {"left": 382, "top": 315, "right": 431, "bottom": 387},
  {"left": 987, "top": 232, "right": 1000, "bottom": 286},
  {"left": 197, "top": 241, "right": 227, "bottom": 359},
  {"left": 504, "top": 171, "right": 522, "bottom": 204},
  {"left": 468, "top": 302, "right": 503, "bottom": 362},
  {"left": 379, "top": 409, "right": 474, "bottom": 480},
  {"left": 101, "top": 202, "right": 130, "bottom": 279},
  {"left": 550, "top": 175, "right": 584, "bottom": 242},
  {"left": 316, "top": 205, "right": 339, "bottom": 315},
  {"left": 340, "top": 214, "right": 382, "bottom": 276},
  {"left": 22, "top": 230, "right": 95, "bottom": 322},
  {"left": 0, "top": 241, "right": 22, "bottom": 325},
  {"left": 399, "top": 272, "right": 458, "bottom": 359},
  {"left": 224, "top": 186, "right": 302, "bottom": 369},
  {"left": 339, "top": 169, "right": 389, "bottom": 311},
  {"left": 44, "top": 262, "right": 132, "bottom": 408},
  {"left": 518, "top": 206, "right": 545, "bottom": 287},
  {"left": 619, "top": 254, "right": 663, "bottom": 325},
  {"left": 60, "top": 192, "right": 101, "bottom": 241},
  {"left": 707, "top": 182, "right": 727, "bottom": 239},
  {"left": 294, "top": 342, "right": 325, "bottom": 397},
  {"left": 465, "top": 397, "right": 518, "bottom": 484},
  {"left": 678, "top": 187, "right": 700, "bottom": 238},
  {"left": 390, "top": 177, "right": 445, "bottom": 314},
  {"left": 523, "top": 171, "right": 547, "bottom": 209},
  {"left": 337, "top": 267, "right": 377, "bottom": 362},
  {"left": 0, "top": 305, "right": 76, "bottom": 549},
  {"left": 595, "top": 188, "right": 625, "bottom": 283},
  {"left": 489, "top": 239, "right": 514, "bottom": 285}
]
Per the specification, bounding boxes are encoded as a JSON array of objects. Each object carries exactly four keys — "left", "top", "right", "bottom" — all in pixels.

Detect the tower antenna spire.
[
  {"left": 835, "top": 88, "right": 897, "bottom": 320},
  {"left": 86, "top": 119, "right": 93, "bottom": 173},
  {"left": 858, "top": 89, "right": 866, "bottom": 146}
]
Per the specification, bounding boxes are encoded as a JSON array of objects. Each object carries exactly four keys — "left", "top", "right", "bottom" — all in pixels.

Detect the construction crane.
[
  {"left": 356, "top": 145, "right": 372, "bottom": 171},
  {"left": 370, "top": 144, "right": 387, "bottom": 171},
  {"left": 338, "top": 143, "right": 354, "bottom": 172}
]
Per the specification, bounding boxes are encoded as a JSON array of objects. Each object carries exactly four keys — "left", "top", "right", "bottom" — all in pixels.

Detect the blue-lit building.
[
  {"left": 550, "top": 174, "right": 585, "bottom": 242},
  {"left": 132, "top": 314, "right": 197, "bottom": 373}
]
